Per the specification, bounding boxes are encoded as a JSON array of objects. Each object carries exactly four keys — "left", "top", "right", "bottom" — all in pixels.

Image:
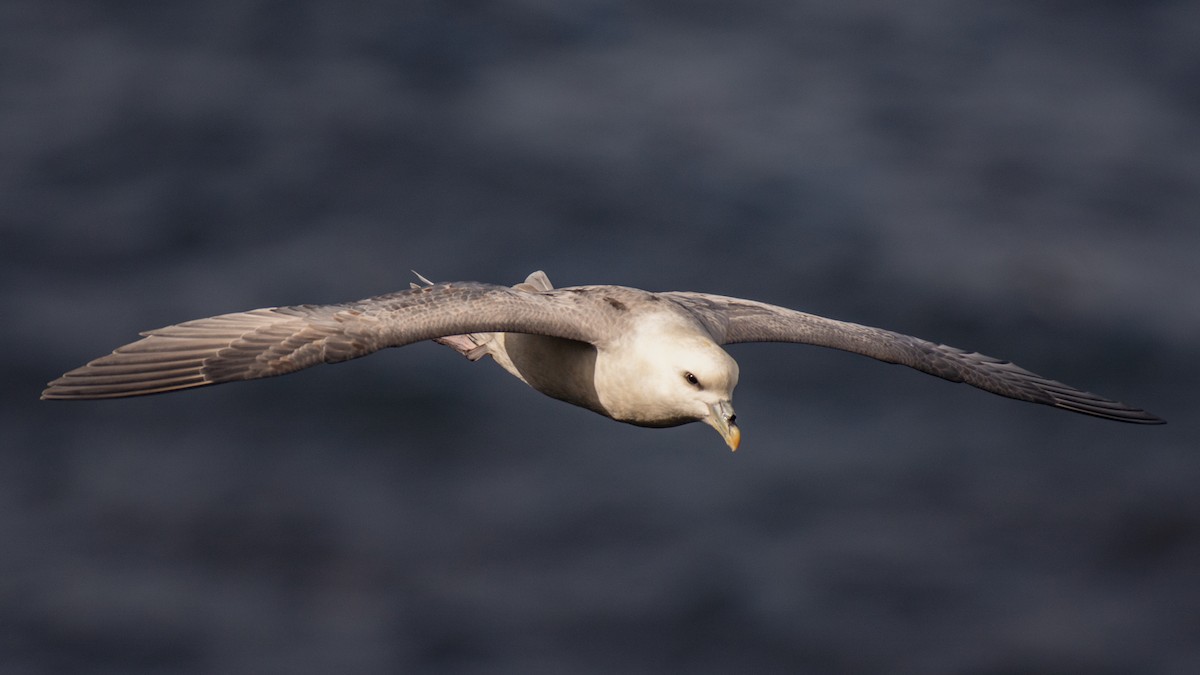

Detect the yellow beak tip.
[{"left": 726, "top": 426, "right": 741, "bottom": 452}]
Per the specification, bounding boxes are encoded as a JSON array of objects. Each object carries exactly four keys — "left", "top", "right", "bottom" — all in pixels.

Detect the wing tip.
[
  {"left": 40, "top": 374, "right": 214, "bottom": 400},
  {"left": 1053, "top": 401, "right": 1166, "bottom": 425}
]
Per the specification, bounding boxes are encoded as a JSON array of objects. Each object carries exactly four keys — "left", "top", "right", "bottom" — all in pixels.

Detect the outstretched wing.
[
  {"left": 43, "top": 282, "right": 610, "bottom": 400},
  {"left": 664, "top": 291, "right": 1164, "bottom": 424}
]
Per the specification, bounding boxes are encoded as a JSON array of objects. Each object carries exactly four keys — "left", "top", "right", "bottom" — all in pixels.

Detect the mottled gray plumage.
[{"left": 42, "top": 271, "right": 1163, "bottom": 446}]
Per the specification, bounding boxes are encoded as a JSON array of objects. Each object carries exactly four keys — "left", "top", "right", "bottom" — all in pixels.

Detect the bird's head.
[
  {"left": 596, "top": 324, "right": 741, "bottom": 449},
  {"left": 679, "top": 344, "right": 741, "bottom": 451},
  {"left": 647, "top": 336, "right": 741, "bottom": 450}
]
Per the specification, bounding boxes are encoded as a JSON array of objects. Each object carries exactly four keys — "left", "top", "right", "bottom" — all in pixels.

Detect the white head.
[
  {"left": 670, "top": 336, "right": 741, "bottom": 450},
  {"left": 598, "top": 330, "right": 741, "bottom": 449}
]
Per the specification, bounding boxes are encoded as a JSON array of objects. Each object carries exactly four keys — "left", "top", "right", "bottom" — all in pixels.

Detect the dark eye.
[{"left": 684, "top": 372, "right": 700, "bottom": 387}]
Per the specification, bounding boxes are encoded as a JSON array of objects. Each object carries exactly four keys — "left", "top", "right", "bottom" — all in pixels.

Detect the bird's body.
[
  {"left": 422, "top": 273, "right": 741, "bottom": 433},
  {"left": 42, "top": 271, "right": 1164, "bottom": 447}
]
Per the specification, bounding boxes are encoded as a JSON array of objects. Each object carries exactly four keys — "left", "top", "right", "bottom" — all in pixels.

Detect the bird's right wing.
[
  {"left": 42, "top": 282, "right": 612, "bottom": 400},
  {"left": 664, "top": 291, "right": 1164, "bottom": 424}
]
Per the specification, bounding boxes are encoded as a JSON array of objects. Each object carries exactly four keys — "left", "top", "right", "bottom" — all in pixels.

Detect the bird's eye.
[{"left": 684, "top": 372, "right": 700, "bottom": 387}]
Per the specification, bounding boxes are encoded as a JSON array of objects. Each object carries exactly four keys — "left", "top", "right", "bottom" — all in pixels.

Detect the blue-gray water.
[{"left": 3, "top": 2, "right": 1198, "bottom": 673}]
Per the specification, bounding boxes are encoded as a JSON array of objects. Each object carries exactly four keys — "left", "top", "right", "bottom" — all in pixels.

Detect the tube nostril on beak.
[{"left": 728, "top": 414, "right": 736, "bottom": 424}]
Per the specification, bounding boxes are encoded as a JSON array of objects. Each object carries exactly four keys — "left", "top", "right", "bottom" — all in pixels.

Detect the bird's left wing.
[
  {"left": 663, "top": 291, "right": 1164, "bottom": 424},
  {"left": 43, "top": 282, "right": 614, "bottom": 400}
]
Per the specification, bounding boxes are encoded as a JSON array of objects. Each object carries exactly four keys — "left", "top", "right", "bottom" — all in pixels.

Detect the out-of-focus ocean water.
[{"left": 3, "top": 2, "right": 1197, "bottom": 673}]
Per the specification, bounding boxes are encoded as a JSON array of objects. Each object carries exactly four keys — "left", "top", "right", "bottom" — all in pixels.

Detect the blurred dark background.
[{"left": 3, "top": 1, "right": 1197, "bottom": 673}]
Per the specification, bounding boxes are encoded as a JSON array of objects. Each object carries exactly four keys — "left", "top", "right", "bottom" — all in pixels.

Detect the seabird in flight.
[{"left": 42, "top": 271, "right": 1165, "bottom": 448}]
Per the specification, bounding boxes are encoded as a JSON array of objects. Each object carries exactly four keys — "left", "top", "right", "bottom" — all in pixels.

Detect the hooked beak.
[{"left": 705, "top": 400, "right": 740, "bottom": 451}]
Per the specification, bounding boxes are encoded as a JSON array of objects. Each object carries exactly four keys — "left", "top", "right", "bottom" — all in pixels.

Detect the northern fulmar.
[{"left": 42, "top": 271, "right": 1164, "bottom": 448}]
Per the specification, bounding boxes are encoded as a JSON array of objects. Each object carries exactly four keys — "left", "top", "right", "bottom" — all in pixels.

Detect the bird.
[{"left": 41, "top": 270, "right": 1164, "bottom": 448}]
